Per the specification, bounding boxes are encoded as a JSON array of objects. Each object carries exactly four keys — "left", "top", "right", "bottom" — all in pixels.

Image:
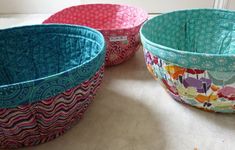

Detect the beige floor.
[
  {"left": 1, "top": 15, "right": 235, "bottom": 150},
  {"left": 16, "top": 49, "right": 235, "bottom": 150}
]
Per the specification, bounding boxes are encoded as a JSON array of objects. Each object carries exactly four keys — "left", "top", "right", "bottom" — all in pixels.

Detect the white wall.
[
  {"left": 0, "top": 0, "right": 81, "bottom": 14},
  {"left": 227, "top": 0, "right": 235, "bottom": 10},
  {"left": 0, "top": 0, "right": 232, "bottom": 14}
]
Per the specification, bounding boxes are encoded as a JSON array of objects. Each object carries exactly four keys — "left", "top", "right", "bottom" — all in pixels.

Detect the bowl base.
[{"left": 166, "top": 90, "right": 235, "bottom": 114}]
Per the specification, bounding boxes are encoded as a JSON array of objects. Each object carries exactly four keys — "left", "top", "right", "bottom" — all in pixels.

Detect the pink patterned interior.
[{"left": 44, "top": 4, "right": 148, "bottom": 30}]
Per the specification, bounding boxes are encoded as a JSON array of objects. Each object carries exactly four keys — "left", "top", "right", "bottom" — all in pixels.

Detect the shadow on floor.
[
  {"left": 19, "top": 86, "right": 166, "bottom": 150},
  {"left": 173, "top": 98, "right": 235, "bottom": 131},
  {"left": 105, "top": 49, "right": 153, "bottom": 81}
]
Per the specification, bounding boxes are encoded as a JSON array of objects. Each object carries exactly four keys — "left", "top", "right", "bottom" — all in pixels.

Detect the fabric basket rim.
[
  {"left": 0, "top": 24, "right": 106, "bottom": 108},
  {"left": 43, "top": 3, "right": 149, "bottom": 32},
  {"left": 0, "top": 24, "right": 105, "bottom": 89},
  {"left": 140, "top": 8, "right": 235, "bottom": 72}
]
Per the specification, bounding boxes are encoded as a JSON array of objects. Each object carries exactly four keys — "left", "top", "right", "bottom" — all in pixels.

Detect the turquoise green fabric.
[
  {"left": 0, "top": 24, "right": 105, "bottom": 108},
  {"left": 140, "top": 9, "right": 235, "bottom": 72}
]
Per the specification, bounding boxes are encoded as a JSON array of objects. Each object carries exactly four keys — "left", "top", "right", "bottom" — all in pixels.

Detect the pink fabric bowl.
[{"left": 43, "top": 4, "right": 148, "bottom": 66}]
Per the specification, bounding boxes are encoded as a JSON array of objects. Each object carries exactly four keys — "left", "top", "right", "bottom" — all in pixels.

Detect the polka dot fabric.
[{"left": 43, "top": 4, "right": 148, "bottom": 66}]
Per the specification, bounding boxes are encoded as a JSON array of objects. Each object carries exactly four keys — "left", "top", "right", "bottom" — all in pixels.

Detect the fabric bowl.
[
  {"left": 0, "top": 24, "right": 105, "bottom": 148},
  {"left": 141, "top": 9, "right": 235, "bottom": 113}
]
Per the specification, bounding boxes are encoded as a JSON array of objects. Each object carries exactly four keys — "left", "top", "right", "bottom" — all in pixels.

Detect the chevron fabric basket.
[
  {"left": 43, "top": 4, "right": 148, "bottom": 66},
  {"left": 141, "top": 9, "right": 235, "bottom": 113},
  {"left": 0, "top": 24, "right": 105, "bottom": 148}
]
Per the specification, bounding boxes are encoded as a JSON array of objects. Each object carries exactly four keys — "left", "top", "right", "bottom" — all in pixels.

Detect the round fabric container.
[
  {"left": 0, "top": 24, "right": 105, "bottom": 148},
  {"left": 141, "top": 9, "right": 235, "bottom": 113}
]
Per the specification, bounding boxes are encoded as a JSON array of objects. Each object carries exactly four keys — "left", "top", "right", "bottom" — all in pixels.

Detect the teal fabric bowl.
[
  {"left": 141, "top": 9, "right": 235, "bottom": 113},
  {"left": 0, "top": 24, "right": 105, "bottom": 108}
]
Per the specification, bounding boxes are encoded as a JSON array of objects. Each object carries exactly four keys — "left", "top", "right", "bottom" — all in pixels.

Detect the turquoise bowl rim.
[
  {"left": 0, "top": 24, "right": 106, "bottom": 108},
  {"left": 140, "top": 8, "right": 235, "bottom": 72}
]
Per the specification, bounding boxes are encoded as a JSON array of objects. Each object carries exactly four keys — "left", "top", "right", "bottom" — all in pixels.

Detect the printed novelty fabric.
[{"left": 144, "top": 49, "right": 235, "bottom": 113}]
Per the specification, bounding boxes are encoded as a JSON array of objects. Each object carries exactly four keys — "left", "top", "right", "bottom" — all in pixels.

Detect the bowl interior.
[
  {"left": 44, "top": 4, "right": 148, "bottom": 30},
  {"left": 141, "top": 9, "right": 235, "bottom": 55},
  {"left": 0, "top": 25, "right": 104, "bottom": 86}
]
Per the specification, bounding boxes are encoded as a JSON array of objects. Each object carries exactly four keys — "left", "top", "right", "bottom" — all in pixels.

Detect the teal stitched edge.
[
  {"left": 0, "top": 24, "right": 106, "bottom": 108},
  {"left": 140, "top": 9, "right": 235, "bottom": 72}
]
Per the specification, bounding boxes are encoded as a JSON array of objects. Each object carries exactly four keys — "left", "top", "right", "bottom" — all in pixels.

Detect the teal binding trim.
[
  {"left": 140, "top": 9, "right": 235, "bottom": 72},
  {"left": 0, "top": 24, "right": 106, "bottom": 108}
]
